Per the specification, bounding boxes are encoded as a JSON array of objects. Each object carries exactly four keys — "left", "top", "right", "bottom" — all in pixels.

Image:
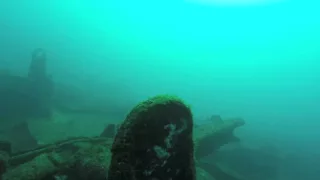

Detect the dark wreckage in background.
[
  {"left": 0, "top": 48, "right": 136, "bottom": 125},
  {"left": 0, "top": 48, "right": 54, "bottom": 121}
]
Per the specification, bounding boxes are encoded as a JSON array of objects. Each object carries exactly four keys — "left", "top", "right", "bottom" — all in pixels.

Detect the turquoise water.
[{"left": 0, "top": 0, "right": 319, "bottom": 179}]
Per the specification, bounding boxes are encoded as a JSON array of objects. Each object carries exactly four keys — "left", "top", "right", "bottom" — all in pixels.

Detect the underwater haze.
[{"left": 1, "top": 0, "right": 320, "bottom": 178}]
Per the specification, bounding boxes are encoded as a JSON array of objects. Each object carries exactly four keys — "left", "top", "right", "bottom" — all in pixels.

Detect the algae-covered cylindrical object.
[{"left": 107, "top": 95, "right": 196, "bottom": 180}]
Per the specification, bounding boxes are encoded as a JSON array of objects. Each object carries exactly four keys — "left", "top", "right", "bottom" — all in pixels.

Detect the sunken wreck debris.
[
  {"left": 194, "top": 116, "right": 245, "bottom": 159},
  {"left": 0, "top": 96, "right": 246, "bottom": 180},
  {"left": 0, "top": 117, "right": 246, "bottom": 180},
  {"left": 107, "top": 95, "right": 196, "bottom": 180},
  {"left": 28, "top": 48, "right": 48, "bottom": 81},
  {"left": 0, "top": 48, "right": 54, "bottom": 120},
  {"left": 28, "top": 48, "right": 54, "bottom": 118}
]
